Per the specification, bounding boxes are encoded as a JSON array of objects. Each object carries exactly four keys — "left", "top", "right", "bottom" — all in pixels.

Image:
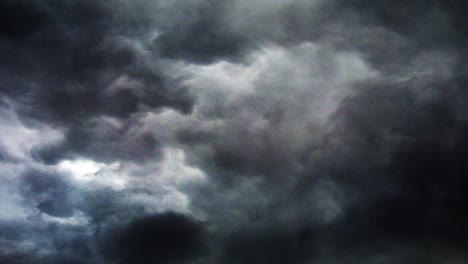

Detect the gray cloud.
[
  {"left": 0, "top": 0, "right": 466, "bottom": 263},
  {"left": 20, "top": 169, "right": 75, "bottom": 217}
]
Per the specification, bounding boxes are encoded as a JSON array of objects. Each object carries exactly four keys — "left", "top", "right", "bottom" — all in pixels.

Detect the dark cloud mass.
[
  {"left": 0, "top": 0, "right": 467, "bottom": 263},
  {"left": 104, "top": 212, "right": 207, "bottom": 264}
]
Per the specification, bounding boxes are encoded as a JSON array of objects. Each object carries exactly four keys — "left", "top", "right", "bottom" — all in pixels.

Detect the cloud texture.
[{"left": 0, "top": 0, "right": 467, "bottom": 263}]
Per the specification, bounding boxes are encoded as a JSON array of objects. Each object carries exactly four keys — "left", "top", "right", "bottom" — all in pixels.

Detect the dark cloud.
[
  {"left": 0, "top": 0, "right": 466, "bottom": 263},
  {"left": 0, "top": 0, "right": 193, "bottom": 118},
  {"left": 0, "top": 0, "right": 194, "bottom": 165},
  {"left": 30, "top": 142, "right": 69, "bottom": 165},
  {"left": 154, "top": 0, "right": 247, "bottom": 63},
  {"left": 0, "top": 0, "right": 47, "bottom": 40},
  {"left": 78, "top": 188, "right": 145, "bottom": 227},
  {"left": 295, "top": 77, "right": 468, "bottom": 261},
  {"left": 343, "top": 0, "right": 467, "bottom": 45},
  {"left": 64, "top": 120, "right": 161, "bottom": 162},
  {"left": 20, "top": 169, "right": 75, "bottom": 217},
  {"left": 220, "top": 224, "right": 316, "bottom": 264},
  {"left": 30, "top": 120, "right": 161, "bottom": 164},
  {"left": 104, "top": 212, "right": 207, "bottom": 264},
  {"left": 0, "top": 220, "right": 93, "bottom": 264}
]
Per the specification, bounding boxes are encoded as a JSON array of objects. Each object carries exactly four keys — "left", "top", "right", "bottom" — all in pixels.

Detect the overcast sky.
[{"left": 0, "top": 1, "right": 467, "bottom": 263}]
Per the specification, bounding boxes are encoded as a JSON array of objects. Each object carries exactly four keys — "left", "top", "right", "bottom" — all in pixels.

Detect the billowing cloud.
[{"left": 0, "top": 0, "right": 466, "bottom": 263}]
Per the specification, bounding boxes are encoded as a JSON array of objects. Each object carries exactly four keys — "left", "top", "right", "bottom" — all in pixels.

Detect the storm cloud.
[{"left": 0, "top": 0, "right": 467, "bottom": 263}]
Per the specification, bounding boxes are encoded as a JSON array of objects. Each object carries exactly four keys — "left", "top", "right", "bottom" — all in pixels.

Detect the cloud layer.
[{"left": 0, "top": 0, "right": 466, "bottom": 263}]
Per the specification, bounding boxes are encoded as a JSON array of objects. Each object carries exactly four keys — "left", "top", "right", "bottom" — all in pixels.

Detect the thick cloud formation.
[
  {"left": 104, "top": 212, "right": 207, "bottom": 264},
  {"left": 0, "top": 0, "right": 466, "bottom": 263}
]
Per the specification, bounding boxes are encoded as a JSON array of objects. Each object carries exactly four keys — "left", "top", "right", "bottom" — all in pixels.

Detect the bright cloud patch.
[
  {"left": 0, "top": 100, "right": 63, "bottom": 161},
  {"left": 127, "top": 147, "right": 207, "bottom": 214},
  {"left": 157, "top": 147, "right": 207, "bottom": 185},
  {"left": 42, "top": 210, "right": 91, "bottom": 226},
  {"left": 58, "top": 159, "right": 127, "bottom": 190}
]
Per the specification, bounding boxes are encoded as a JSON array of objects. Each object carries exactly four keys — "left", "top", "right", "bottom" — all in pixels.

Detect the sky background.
[{"left": 0, "top": 0, "right": 467, "bottom": 263}]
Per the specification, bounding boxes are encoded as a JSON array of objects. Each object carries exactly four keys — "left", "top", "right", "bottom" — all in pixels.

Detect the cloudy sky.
[{"left": 0, "top": 0, "right": 467, "bottom": 263}]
